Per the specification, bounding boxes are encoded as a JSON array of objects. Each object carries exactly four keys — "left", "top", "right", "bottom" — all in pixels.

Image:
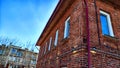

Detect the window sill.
[
  {"left": 103, "top": 35, "right": 119, "bottom": 43},
  {"left": 51, "top": 45, "right": 57, "bottom": 51},
  {"left": 61, "top": 36, "right": 70, "bottom": 44}
]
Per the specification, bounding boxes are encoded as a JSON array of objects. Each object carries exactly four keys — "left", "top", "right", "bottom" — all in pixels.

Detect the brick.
[{"left": 36, "top": 0, "right": 120, "bottom": 68}]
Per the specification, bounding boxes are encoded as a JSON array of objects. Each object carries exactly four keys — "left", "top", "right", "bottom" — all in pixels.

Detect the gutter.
[{"left": 84, "top": 0, "right": 91, "bottom": 68}]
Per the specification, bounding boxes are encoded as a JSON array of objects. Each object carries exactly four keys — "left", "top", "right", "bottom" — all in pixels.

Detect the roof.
[{"left": 36, "top": 0, "right": 75, "bottom": 46}]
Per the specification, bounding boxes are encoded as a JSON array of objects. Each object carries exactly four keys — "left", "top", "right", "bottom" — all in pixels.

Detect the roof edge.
[{"left": 36, "top": 0, "right": 63, "bottom": 46}]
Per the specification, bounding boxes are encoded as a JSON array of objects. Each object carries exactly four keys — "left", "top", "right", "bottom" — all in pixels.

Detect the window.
[
  {"left": 48, "top": 37, "right": 52, "bottom": 50},
  {"left": 100, "top": 10, "right": 114, "bottom": 37},
  {"left": 11, "top": 48, "right": 17, "bottom": 54},
  {"left": 64, "top": 17, "right": 70, "bottom": 38},
  {"left": 44, "top": 42, "right": 47, "bottom": 54},
  {"left": 11, "top": 56, "right": 15, "bottom": 61},
  {"left": 16, "top": 52, "right": 22, "bottom": 57},
  {"left": 0, "top": 50, "right": 3, "bottom": 54},
  {"left": 54, "top": 30, "right": 59, "bottom": 46}
]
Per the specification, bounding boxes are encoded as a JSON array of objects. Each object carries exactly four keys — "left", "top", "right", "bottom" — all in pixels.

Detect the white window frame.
[
  {"left": 64, "top": 17, "right": 70, "bottom": 38},
  {"left": 54, "top": 30, "right": 59, "bottom": 46},
  {"left": 44, "top": 42, "right": 47, "bottom": 54},
  {"left": 48, "top": 37, "right": 52, "bottom": 50},
  {"left": 100, "top": 10, "right": 114, "bottom": 37}
]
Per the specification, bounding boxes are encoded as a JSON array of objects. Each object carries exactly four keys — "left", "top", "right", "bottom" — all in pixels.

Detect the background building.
[
  {"left": 36, "top": 0, "right": 120, "bottom": 68},
  {"left": 0, "top": 44, "right": 38, "bottom": 68}
]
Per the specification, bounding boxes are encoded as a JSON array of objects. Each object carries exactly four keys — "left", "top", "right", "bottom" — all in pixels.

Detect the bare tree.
[
  {"left": 24, "top": 41, "right": 35, "bottom": 51},
  {"left": 0, "top": 36, "right": 19, "bottom": 46},
  {"left": 0, "top": 36, "right": 39, "bottom": 52},
  {"left": 23, "top": 41, "right": 40, "bottom": 52}
]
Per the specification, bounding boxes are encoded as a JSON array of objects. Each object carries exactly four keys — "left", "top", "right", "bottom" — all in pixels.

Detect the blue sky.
[{"left": 0, "top": 0, "right": 59, "bottom": 48}]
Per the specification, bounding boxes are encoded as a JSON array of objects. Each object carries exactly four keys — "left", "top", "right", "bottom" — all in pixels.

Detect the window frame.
[
  {"left": 44, "top": 42, "right": 47, "bottom": 54},
  {"left": 64, "top": 17, "right": 70, "bottom": 38},
  {"left": 100, "top": 10, "right": 114, "bottom": 37},
  {"left": 48, "top": 37, "right": 52, "bottom": 51}
]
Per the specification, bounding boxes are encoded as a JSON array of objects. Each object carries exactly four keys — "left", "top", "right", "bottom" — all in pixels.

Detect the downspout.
[
  {"left": 84, "top": 0, "right": 91, "bottom": 68},
  {"left": 93, "top": 0, "right": 102, "bottom": 68}
]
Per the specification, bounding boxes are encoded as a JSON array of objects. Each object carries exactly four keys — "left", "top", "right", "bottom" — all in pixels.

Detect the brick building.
[{"left": 36, "top": 0, "right": 120, "bottom": 68}]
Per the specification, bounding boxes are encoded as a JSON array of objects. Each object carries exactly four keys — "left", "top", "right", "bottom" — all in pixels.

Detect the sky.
[{"left": 0, "top": 0, "right": 59, "bottom": 51}]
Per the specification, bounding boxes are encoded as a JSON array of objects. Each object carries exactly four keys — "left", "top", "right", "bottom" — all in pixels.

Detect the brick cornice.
[
  {"left": 36, "top": 0, "right": 75, "bottom": 46},
  {"left": 100, "top": 0, "right": 120, "bottom": 9}
]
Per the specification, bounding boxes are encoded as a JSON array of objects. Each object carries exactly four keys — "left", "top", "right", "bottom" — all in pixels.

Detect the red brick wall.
[{"left": 36, "top": 0, "right": 120, "bottom": 68}]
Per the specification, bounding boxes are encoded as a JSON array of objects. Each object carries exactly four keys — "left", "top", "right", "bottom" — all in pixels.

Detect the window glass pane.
[
  {"left": 11, "top": 48, "right": 17, "bottom": 54},
  {"left": 100, "top": 14, "right": 109, "bottom": 35},
  {"left": 66, "top": 20, "right": 70, "bottom": 37},
  {"left": 48, "top": 37, "right": 52, "bottom": 50},
  {"left": 64, "top": 18, "right": 70, "bottom": 38},
  {"left": 64, "top": 23, "right": 67, "bottom": 38},
  {"left": 0, "top": 50, "right": 3, "bottom": 54},
  {"left": 54, "top": 30, "right": 58, "bottom": 46},
  {"left": 16, "top": 52, "right": 22, "bottom": 57}
]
